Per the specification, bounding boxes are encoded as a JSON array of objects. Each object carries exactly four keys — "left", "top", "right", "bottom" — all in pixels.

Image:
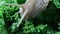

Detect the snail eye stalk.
[{"left": 17, "top": 9, "right": 28, "bottom": 27}]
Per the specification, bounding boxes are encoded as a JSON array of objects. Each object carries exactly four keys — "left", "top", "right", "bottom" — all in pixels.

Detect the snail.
[
  {"left": 2, "top": 0, "right": 50, "bottom": 27},
  {"left": 17, "top": 0, "right": 50, "bottom": 27}
]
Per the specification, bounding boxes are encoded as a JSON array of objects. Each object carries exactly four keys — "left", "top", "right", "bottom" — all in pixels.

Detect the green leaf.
[{"left": 53, "top": 0, "right": 60, "bottom": 8}]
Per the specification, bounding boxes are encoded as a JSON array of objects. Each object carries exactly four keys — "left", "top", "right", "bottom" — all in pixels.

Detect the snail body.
[
  {"left": 19, "top": 0, "right": 49, "bottom": 19},
  {"left": 17, "top": 0, "right": 50, "bottom": 27}
]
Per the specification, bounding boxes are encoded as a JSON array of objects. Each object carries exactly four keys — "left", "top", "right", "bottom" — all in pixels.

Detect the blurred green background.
[{"left": 0, "top": 0, "right": 60, "bottom": 34}]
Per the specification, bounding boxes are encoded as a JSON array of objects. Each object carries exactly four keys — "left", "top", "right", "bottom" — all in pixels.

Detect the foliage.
[
  {"left": 53, "top": 0, "right": 60, "bottom": 8},
  {"left": 23, "top": 21, "right": 35, "bottom": 34},
  {"left": 0, "top": 0, "right": 60, "bottom": 34},
  {"left": 17, "top": 0, "right": 26, "bottom": 4},
  {"left": 55, "top": 32, "right": 60, "bottom": 34}
]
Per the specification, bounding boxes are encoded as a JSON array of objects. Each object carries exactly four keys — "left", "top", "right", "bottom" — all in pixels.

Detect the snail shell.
[
  {"left": 29, "top": 0, "right": 50, "bottom": 19},
  {"left": 20, "top": 0, "right": 50, "bottom": 19}
]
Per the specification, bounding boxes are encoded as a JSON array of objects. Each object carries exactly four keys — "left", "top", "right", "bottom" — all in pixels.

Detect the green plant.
[
  {"left": 0, "top": 0, "right": 60, "bottom": 34},
  {"left": 53, "top": 0, "right": 60, "bottom": 8}
]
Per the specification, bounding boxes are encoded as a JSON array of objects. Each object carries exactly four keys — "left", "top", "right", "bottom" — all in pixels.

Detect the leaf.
[{"left": 53, "top": 0, "right": 60, "bottom": 8}]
